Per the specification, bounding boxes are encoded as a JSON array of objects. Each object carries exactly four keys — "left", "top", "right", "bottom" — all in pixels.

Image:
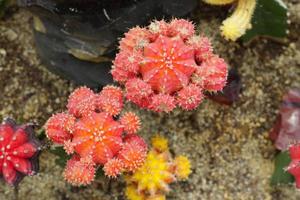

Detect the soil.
[{"left": 0, "top": 0, "right": 300, "bottom": 199}]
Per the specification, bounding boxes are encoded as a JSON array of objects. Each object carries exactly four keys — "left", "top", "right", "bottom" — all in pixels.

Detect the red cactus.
[
  {"left": 118, "top": 135, "right": 147, "bottom": 172},
  {"left": 0, "top": 118, "right": 41, "bottom": 186},
  {"left": 169, "top": 19, "right": 195, "bottom": 40},
  {"left": 119, "top": 27, "right": 150, "bottom": 52},
  {"left": 64, "top": 155, "right": 95, "bottom": 186},
  {"left": 45, "top": 113, "right": 75, "bottom": 144},
  {"left": 103, "top": 158, "right": 124, "bottom": 178},
  {"left": 177, "top": 84, "right": 203, "bottom": 110},
  {"left": 113, "top": 52, "right": 141, "bottom": 74},
  {"left": 123, "top": 134, "right": 148, "bottom": 152},
  {"left": 67, "top": 87, "right": 96, "bottom": 117},
  {"left": 111, "top": 66, "right": 135, "bottom": 83},
  {"left": 120, "top": 112, "right": 141, "bottom": 134},
  {"left": 112, "top": 19, "right": 228, "bottom": 112},
  {"left": 148, "top": 20, "right": 169, "bottom": 41},
  {"left": 96, "top": 86, "right": 123, "bottom": 116},
  {"left": 125, "top": 78, "right": 153, "bottom": 100},
  {"left": 45, "top": 86, "right": 147, "bottom": 185},
  {"left": 287, "top": 143, "right": 300, "bottom": 188},
  {"left": 187, "top": 36, "right": 213, "bottom": 62},
  {"left": 192, "top": 55, "right": 228, "bottom": 92},
  {"left": 149, "top": 94, "right": 176, "bottom": 113},
  {"left": 98, "top": 85, "right": 123, "bottom": 102}
]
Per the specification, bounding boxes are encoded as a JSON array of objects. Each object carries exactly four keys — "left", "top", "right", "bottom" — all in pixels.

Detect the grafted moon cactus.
[
  {"left": 112, "top": 19, "right": 228, "bottom": 112},
  {"left": 0, "top": 118, "right": 41, "bottom": 186},
  {"left": 45, "top": 86, "right": 147, "bottom": 186},
  {"left": 125, "top": 135, "right": 191, "bottom": 200}
]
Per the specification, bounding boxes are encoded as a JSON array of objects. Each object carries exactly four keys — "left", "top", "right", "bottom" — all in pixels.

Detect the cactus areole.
[
  {"left": 0, "top": 118, "right": 41, "bottom": 187},
  {"left": 112, "top": 19, "right": 228, "bottom": 112}
]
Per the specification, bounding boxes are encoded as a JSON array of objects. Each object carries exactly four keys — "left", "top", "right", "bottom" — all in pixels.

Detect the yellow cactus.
[
  {"left": 125, "top": 136, "right": 191, "bottom": 200},
  {"left": 174, "top": 156, "right": 192, "bottom": 180},
  {"left": 151, "top": 135, "right": 169, "bottom": 152},
  {"left": 126, "top": 184, "right": 166, "bottom": 200},
  {"left": 126, "top": 185, "right": 145, "bottom": 200},
  {"left": 129, "top": 150, "right": 174, "bottom": 195},
  {"left": 203, "top": 0, "right": 257, "bottom": 41}
]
